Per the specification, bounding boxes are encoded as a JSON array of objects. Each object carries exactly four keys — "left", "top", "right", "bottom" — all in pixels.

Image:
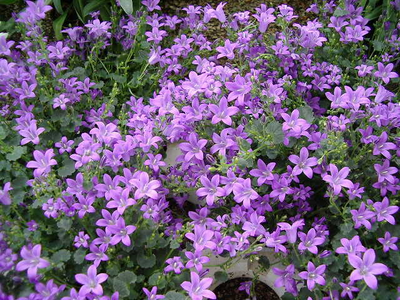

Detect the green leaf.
[
  {"left": 58, "top": 158, "right": 76, "bottom": 177},
  {"left": 52, "top": 0, "right": 64, "bottom": 14},
  {"left": 113, "top": 278, "right": 130, "bottom": 298},
  {"left": 119, "top": 0, "right": 133, "bottom": 15},
  {"left": 82, "top": 0, "right": 107, "bottom": 18},
  {"left": 0, "top": 125, "right": 6, "bottom": 140},
  {"left": 148, "top": 272, "right": 166, "bottom": 288},
  {"left": 52, "top": 249, "right": 71, "bottom": 263},
  {"left": 6, "top": 146, "right": 26, "bottom": 161},
  {"left": 214, "top": 271, "right": 228, "bottom": 283},
  {"left": 170, "top": 239, "right": 180, "bottom": 249},
  {"left": 358, "top": 288, "right": 375, "bottom": 300},
  {"left": 0, "top": 0, "right": 18, "bottom": 4},
  {"left": 266, "top": 121, "right": 284, "bottom": 144},
  {"left": 57, "top": 218, "right": 72, "bottom": 231},
  {"left": 333, "top": 9, "right": 349, "bottom": 17},
  {"left": 53, "top": 10, "right": 68, "bottom": 40},
  {"left": 298, "top": 105, "right": 314, "bottom": 123},
  {"left": 137, "top": 252, "right": 156, "bottom": 268},
  {"left": 110, "top": 73, "right": 127, "bottom": 84},
  {"left": 73, "top": 248, "right": 86, "bottom": 264},
  {"left": 165, "top": 291, "right": 186, "bottom": 300},
  {"left": 117, "top": 271, "right": 137, "bottom": 284}
]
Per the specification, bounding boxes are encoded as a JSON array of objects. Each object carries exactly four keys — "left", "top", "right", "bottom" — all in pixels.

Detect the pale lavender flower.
[
  {"left": 130, "top": 171, "right": 161, "bottom": 200},
  {"left": 216, "top": 40, "right": 238, "bottom": 60},
  {"left": 298, "top": 262, "right": 326, "bottom": 291},
  {"left": 75, "top": 265, "right": 108, "bottom": 295},
  {"left": 373, "top": 197, "right": 398, "bottom": 225},
  {"left": 179, "top": 132, "right": 208, "bottom": 161},
  {"left": 339, "top": 281, "right": 359, "bottom": 299},
  {"left": 277, "top": 219, "right": 305, "bottom": 243},
  {"left": 373, "top": 62, "right": 398, "bottom": 84},
  {"left": 378, "top": 232, "right": 398, "bottom": 252},
  {"left": 196, "top": 175, "right": 225, "bottom": 206},
  {"left": 164, "top": 256, "right": 184, "bottom": 274},
  {"left": 273, "top": 264, "right": 298, "bottom": 296},
  {"left": 74, "top": 231, "right": 90, "bottom": 248},
  {"left": 16, "top": 244, "right": 50, "bottom": 279},
  {"left": 298, "top": 228, "right": 325, "bottom": 254},
  {"left": 335, "top": 236, "right": 366, "bottom": 255},
  {"left": 232, "top": 178, "right": 259, "bottom": 208},
  {"left": 348, "top": 249, "right": 388, "bottom": 289},
  {"left": 26, "top": 149, "right": 57, "bottom": 177},
  {"left": 185, "top": 225, "right": 216, "bottom": 251},
  {"left": 209, "top": 96, "right": 239, "bottom": 125},
  {"left": 185, "top": 251, "right": 210, "bottom": 272},
  {"left": 249, "top": 160, "right": 276, "bottom": 186},
  {"left": 181, "top": 272, "right": 216, "bottom": 300},
  {"left": 322, "top": 164, "right": 354, "bottom": 195}
]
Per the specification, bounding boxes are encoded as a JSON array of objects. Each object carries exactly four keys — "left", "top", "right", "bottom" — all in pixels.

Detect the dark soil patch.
[{"left": 214, "top": 277, "right": 280, "bottom": 300}]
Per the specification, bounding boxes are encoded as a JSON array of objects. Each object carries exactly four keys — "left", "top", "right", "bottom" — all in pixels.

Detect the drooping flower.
[
  {"left": 181, "top": 272, "right": 216, "bottom": 300},
  {"left": 277, "top": 219, "right": 305, "bottom": 243},
  {"left": 16, "top": 244, "right": 50, "bottom": 279},
  {"left": 348, "top": 249, "right": 388, "bottom": 289}
]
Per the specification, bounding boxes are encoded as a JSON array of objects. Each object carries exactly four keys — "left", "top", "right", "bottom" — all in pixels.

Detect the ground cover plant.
[{"left": 0, "top": 0, "right": 399, "bottom": 299}]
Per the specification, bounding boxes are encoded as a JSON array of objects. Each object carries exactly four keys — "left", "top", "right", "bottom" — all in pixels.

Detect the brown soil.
[{"left": 214, "top": 277, "right": 280, "bottom": 300}]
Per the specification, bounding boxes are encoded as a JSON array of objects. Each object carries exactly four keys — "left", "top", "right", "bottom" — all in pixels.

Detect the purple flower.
[
  {"left": 73, "top": 194, "right": 96, "bottom": 219},
  {"left": 373, "top": 197, "right": 398, "bottom": 225},
  {"left": 249, "top": 160, "right": 276, "bottom": 186},
  {"left": 16, "top": 244, "right": 50, "bottom": 279},
  {"left": 277, "top": 219, "right": 305, "bottom": 243},
  {"left": 74, "top": 231, "right": 90, "bottom": 248},
  {"left": 142, "top": 0, "right": 161, "bottom": 12},
  {"left": 335, "top": 236, "right": 366, "bottom": 255},
  {"left": 19, "top": 121, "right": 45, "bottom": 145},
  {"left": 144, "top": 154, "right": 166, "bottom": 172},
  {"left": 281, "top": 109, "right": 310, "bottom": 136},
  {"left": 350, "top": 202, "right": 375, "bottom": 230},
  {"left": 238, "top": 281, "right": 252, "bottom": 295},
  {"left": 232, "top": 178, "right": 259, "bottom": 208},
  {"left": 374, "top": 159, "right": 398, "bottom": 184},
  {"left": 179, "top": 132, "right": 208, "bottom": 161},
  {"left": 242, "top": 211, "right": 266, "bottom": 236},
  {"left": 35, "top": 279, "right": 65, "bottom": 299},
  {"left": 373, "top": 132, "right": 396, "bottom": 159},
  {"left": 298, "top": 228, "right": 325, "bottom": 254},
  {"left": 185, "top": 250, "right": 210, "bottom": 272},
  {"left": 209, "top": 96, "right": 239, "bottom": 125},
  {"left": 55, "top": 136, "right": 74, "bottom": 154},
  {"left": 182, "top": 71, "right": 210, "bottom": 98},
  {"left": 108, "top": 217, "right": 136, "bottom": 247},
  {"left": 216, "top": 40, "right": 238, "bottom": 60},
  {"left": 348, "top": 249, "right": 388, "bottom": 289},
  {"left": 27, "top": 220, "right": 39, "bottom": 231},
  {"left": 181, "top": 272, "right": 216, "bottom": 300},
  {"left": 130, "top": 171, "right": 161, "bottom": 200},
  {"left": 264, "top": 228, "right": 288, "bottom": 253},
  {"left": 75, "top": 265, "right": 108, "bottom": 296},
  {"left": 85, "top": 19, "right": 112, "bottom": 39},
  {"left": 164, "top": 256, "right": 184, "bottom": 274},
  {"left": 0, "top": 182, "right": 12, "bottom": 205},
  {"left": 25, "top": 0, "right": 52, "bottom": 20},
  {"left": 322, "top": 164, "right": 354, "bottom": 195},
  {"left": 339, "top": 281, "right": 359, "bottom": 299},
  {"left": 185, "top": 225, "right": 216, "bottom": 251},
  {"left": 85, "top": 244, "right": 109, "bottom": 267},
  {"left": 0, "top": 36, "right": 15, "bottom": 56},
  {"left": 273, "top": 264, "right": 298, "bottom": 296},
  {"left": 27, "top": 149, "right": 57, "bottom": 177},
  {"left": 225, "top": 75, "right": 252, "bottom": 105},
  {"left": 196, "top": 175, "right": 225, "bottom": 206},
  {"left": 289, "top": 147, "right": 318, "bottom": 178},
  {"left": 253, "top": 9, "right": 276, "bottom": 33},
  {"left": 107, "top": 188, "right": 136, "bottom": 215},
  {"left": 42, "top": 198, "right": 60, "bottom": 218},
  {"left": 298, "top": 262, "right": 326, "bottom": 291},
  {"left": 373, "top": 62, "right": 398, "bottom": 84},
  {"left": 143, "top": 286, "right": 164, "bottom": 300},
  {"left": 378, "top": 232, "right": 398, "bottom": 252}
]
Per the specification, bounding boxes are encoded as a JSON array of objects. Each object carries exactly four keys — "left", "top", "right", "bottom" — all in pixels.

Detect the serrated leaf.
[
  {"left": 58, "top": 158, "right": 76, "bottom": 177},
  {"left": 117, "top": 270, "right": 137, "bottom": 284},
  {"left": 298, "top": 105, "right": 314, "bottom": 123},
  {"left": 120, "top": 0, "right": 133, "bottom": 15},
  {"left": 73, "top": 248, "right": 86, "bottom": 264},
  {"left": 165, "top": 291, "right": 186, "bottom": 300},
  {"left": 137, "top": 252, "right": 156, "bottom": 268},
  {"left": 214, "top": 271, "right": 228, "bottom": 283},
  {"left": 57, "top": 218, "right": 72, "bottom": 231},
  {"left": 52, "top": 249, "right": 71, "bottom": 263},
  {"left": 6, "top": 146, "right": 26, "bottom": 161},
  {"left": 266, "top": 121, "right": 284, "bottom": 144},
  {"left": 113, "top": 278, "right": 130, "bottom": 297}
]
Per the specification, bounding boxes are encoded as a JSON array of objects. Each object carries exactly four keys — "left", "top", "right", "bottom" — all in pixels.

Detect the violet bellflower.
[
  {"left": 179, "top": 132, "right": 208, "bottom": 161},
  {"left": 377, "top": 232, "right": 398, "bottom": 252},
  {"left": 373, "top": 62, "right": 398, "bottom": 84},
  {"left": 232, "top": 178, "right": 259, "bottom": 208},
  {"left": 298, "top": 262, "right": 326, "bottom": 291},
  {"left": 108, "top": 217, "right": 136, "bottom": 247},
  {"left": 216, "top": 40, "right": 238, "bottom": 60},
  {"left": 185, "top": 250, "right": 210, "bottom": 272},
  {"left": 335, "top": 235, "right": 366, "bottom": 255},
  {"left": 298, "top": 228, "right": 325, "bottom": 254},
  {"left": 164, "top": 256, "right": 185, "bottom": 274},
  {"left": 16, "top": 244, "right": 50, "bottom": 279},
  {"left": 196, "top": 175, "right": 225, "bottom": 206},
  {"left": 26, "top": 149, "right": 57, "bottom": 177},
  {"left": 322, "top": 164, "right": 354, "bottom": 195},
  {"left": 75, "top": 265, "right": 108, "bottom": 296},
  {"left": 225, "top": 75, "right": 252, "bottom": 105},
  {"left": 19, "top": 121, "right": 45, "bottom": 145},
  {"left": 0, "top": 182, "right": 12, "bottom": 205},
  {"left": 209, "top": 96, "right": 239, "bottom": 125},
  {"left": 277, "top": 219, "right": 305, "bottom": 243},
  {"left": 249, "top": 159, "right": 276, "bottom": 186},
  {"left": 373, "top": 197, "right": 398, "bottom": 225},
  {"left": 288, "top": 147, "right": 318, "bottom": 179},
  {"left": 185, "top": 225, "right": 216, "bottom": 251},
  {"left": 348, "top": 249, "right": 388, "bottom": 289},
  {"left": 339, "top": 281, "right": 359, "bottom": 300},
  {"left": 350, "top": 202, "right": 375, "bottom": 230},
  {"left": 181, "top": 271, "right": 216, "bottom": 300},
  {"left": 130, "top": 171, "right": 161, "bottom": 200},
  {"left": 273, "top": 264, "right": 298, "bottom": 296},
  {"left": 143, "top": 286, "right": 165, "bottom": 300}
]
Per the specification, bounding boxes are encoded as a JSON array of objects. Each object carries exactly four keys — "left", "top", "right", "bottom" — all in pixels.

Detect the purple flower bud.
[
  {"left": 384, "top": 21, "right": 391, "bottom": 31},
  {"left": 241, "top": 116, "right": 248, "bottom": 125},
  {"left": 205, "top": 154, "right": 216, "bottom": 165},
  {"left": 319, "top": 250, "right": 331, "bottom": 258}
]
